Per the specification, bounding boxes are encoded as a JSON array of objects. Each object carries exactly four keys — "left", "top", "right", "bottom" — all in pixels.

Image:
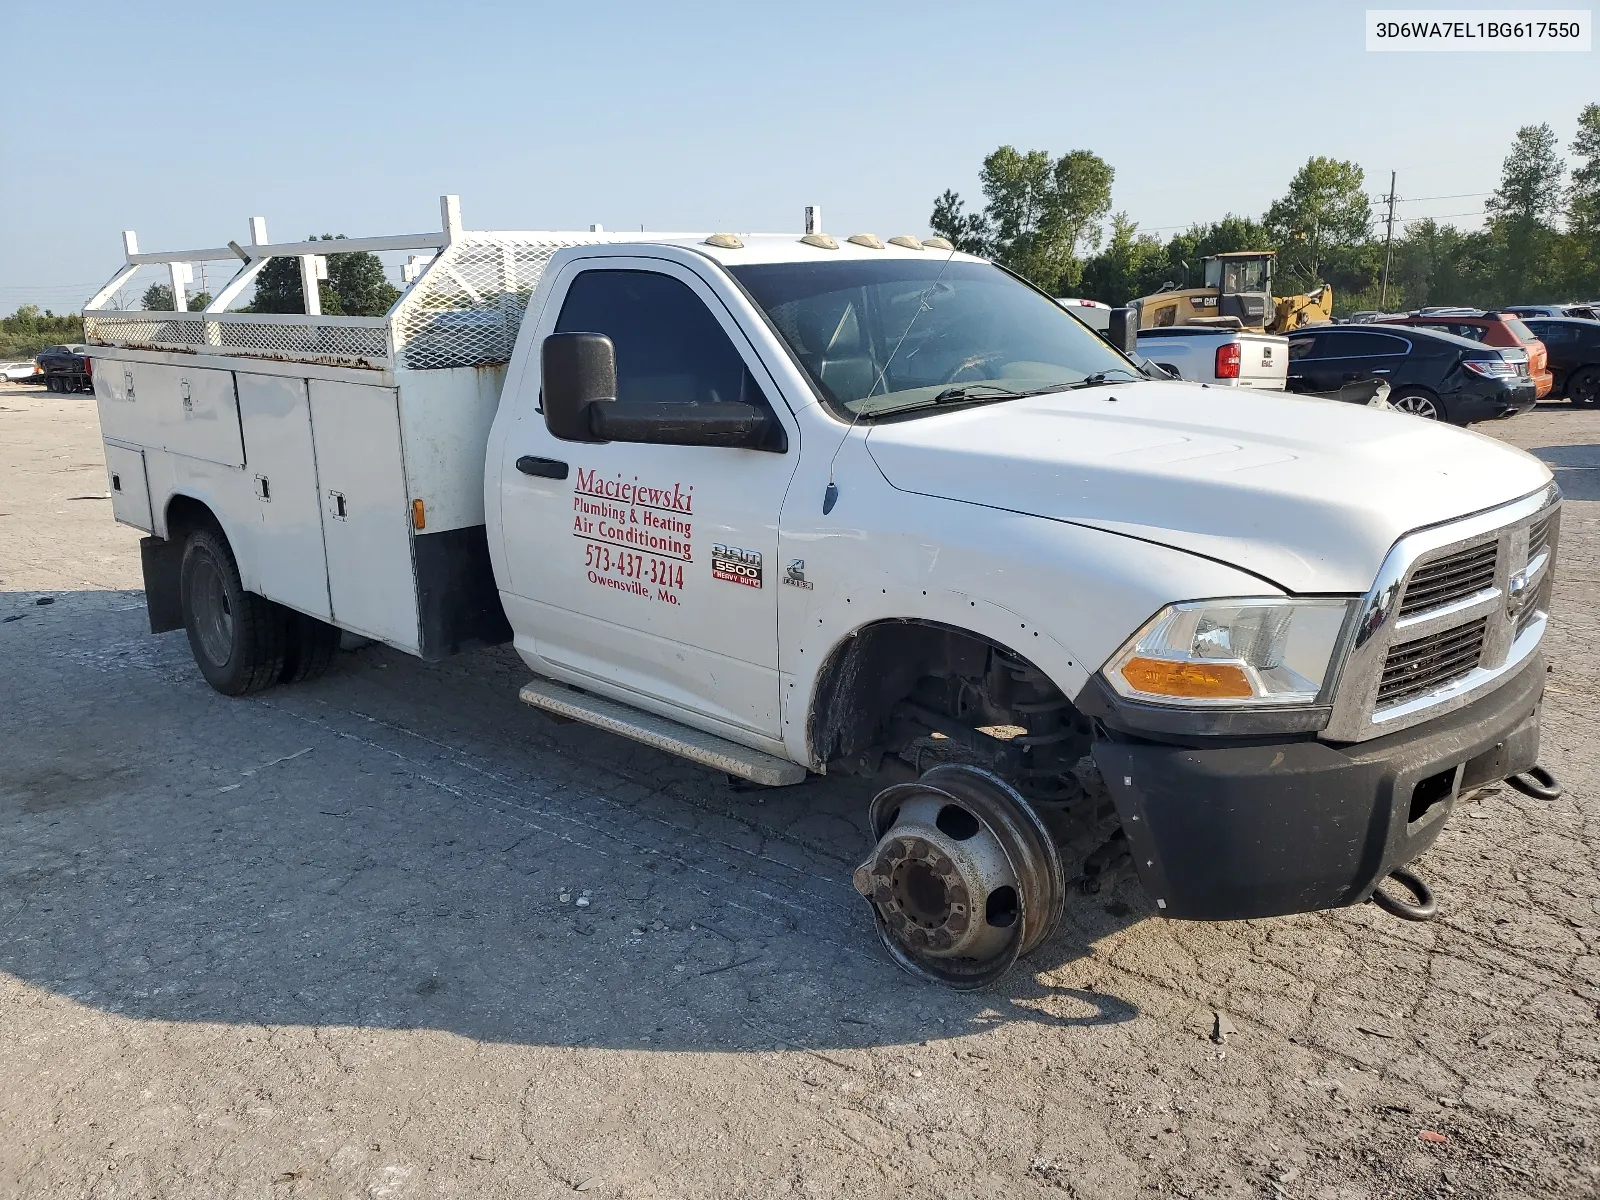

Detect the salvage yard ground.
[{"left": 1, "top": 380, "right": 1597, "bottom": 1199}]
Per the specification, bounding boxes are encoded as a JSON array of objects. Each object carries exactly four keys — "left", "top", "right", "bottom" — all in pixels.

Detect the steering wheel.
[{"left": 940, "top": 353, "right": 1009, "bottom": 384}]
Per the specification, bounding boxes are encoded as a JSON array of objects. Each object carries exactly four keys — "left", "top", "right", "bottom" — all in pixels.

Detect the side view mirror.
[
  {"left": 542, "top": 331, "right": 615, "bottom": 443},
  {"left": 1105, "top": 307, "right": 1139, "bottom": 355},
  {"left": 542, "top": 331, "right": 776, "bottom": 450}
]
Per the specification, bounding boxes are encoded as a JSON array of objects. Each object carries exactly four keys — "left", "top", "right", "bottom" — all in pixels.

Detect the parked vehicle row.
[{"left": 1503, "top": 303, "right": 1599, "bottom": 322}]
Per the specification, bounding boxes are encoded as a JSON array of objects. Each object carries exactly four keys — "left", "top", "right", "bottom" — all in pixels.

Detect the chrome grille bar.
[{"left": 1322, "top": 484, "right": 1560, "bottom": 742}]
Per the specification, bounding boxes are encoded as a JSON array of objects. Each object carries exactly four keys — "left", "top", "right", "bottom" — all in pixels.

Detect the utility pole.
[{"left": 1379, "top": 171, "right": 1398, "bottom": 309}]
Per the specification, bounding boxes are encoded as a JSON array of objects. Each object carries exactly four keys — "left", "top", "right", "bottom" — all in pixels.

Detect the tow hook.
[
  {"left": 1371, "top": 867, "right": 1438, "bottom": 922},
  {"left": 1507, "top": 764, "right": 1563, "bottom": 801}
]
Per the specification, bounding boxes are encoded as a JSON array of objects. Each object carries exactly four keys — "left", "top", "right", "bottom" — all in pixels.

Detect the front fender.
[{"left": 777, "top": 466, "right": 1274, "bottom": 769}]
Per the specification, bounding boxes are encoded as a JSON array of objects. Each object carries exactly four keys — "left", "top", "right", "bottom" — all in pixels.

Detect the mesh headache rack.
[{"left": 82, "top": 196, "right": 622, "bottom": 371}]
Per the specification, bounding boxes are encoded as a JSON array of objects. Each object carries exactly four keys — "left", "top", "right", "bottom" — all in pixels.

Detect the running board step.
[{"left": 518, "top": 677, "right": 807, "bottom": 787}]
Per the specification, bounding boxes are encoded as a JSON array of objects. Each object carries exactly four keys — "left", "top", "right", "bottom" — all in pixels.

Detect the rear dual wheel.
[
  {"left": 853, "top": 763, "right": 1066, "bottom": 990},
  {"left": 180, "top": 528, "right": 340, "bottom": 695}
]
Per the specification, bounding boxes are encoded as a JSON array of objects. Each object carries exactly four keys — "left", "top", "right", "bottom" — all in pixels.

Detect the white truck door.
[{"left": 497, "top": 260, "right": 798, "bottom": 739}]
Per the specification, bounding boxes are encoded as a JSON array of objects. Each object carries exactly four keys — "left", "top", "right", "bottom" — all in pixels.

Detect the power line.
[{"left": 1395, "top": 191, "right": 1492, "bottom": 204}]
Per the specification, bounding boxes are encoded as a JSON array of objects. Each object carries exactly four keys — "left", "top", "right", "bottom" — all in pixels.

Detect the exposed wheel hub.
[{"left": 853, "top": 764, "right": 1065, "bottom": 989}]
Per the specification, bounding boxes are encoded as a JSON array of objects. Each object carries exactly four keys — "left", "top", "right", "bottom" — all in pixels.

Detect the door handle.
[{"left": 516, "top": 456, "right": 569, "bottom": 479}]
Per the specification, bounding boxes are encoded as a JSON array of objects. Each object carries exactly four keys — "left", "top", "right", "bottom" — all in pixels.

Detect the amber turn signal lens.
[
  {"left": 411, "top": 498, "right": 426, "bottom": 530},
  {"left": 1119, "top": 656, "right": 1253, "bottom": 699}
]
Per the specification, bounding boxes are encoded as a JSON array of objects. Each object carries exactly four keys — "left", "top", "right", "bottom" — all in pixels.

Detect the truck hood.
[{"left": 864, "top": 383, "right": 1553, "bottom": 593}]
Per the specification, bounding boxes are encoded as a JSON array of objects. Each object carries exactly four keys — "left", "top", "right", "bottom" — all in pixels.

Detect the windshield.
[
  {"left": 1221, "top": 257, "right": 1270, "bottom": 294},
  {"left": 728, "top": 259, "right": 1138, "bottom": 417}
]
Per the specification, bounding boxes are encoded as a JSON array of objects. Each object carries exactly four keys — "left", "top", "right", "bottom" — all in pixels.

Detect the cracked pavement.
[{"left": 1, "top": 381, "right": 1596, "bottom": 1198}]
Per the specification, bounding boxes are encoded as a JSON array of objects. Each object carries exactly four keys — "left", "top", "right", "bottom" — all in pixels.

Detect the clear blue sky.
[{"left": 1, "top": 0, "right": 1592, "bottom": 311}]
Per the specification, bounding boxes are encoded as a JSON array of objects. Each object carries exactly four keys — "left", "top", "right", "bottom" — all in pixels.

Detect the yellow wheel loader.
[{"left": 1132, "top": 250, "right": 1332, "bottom": 334}]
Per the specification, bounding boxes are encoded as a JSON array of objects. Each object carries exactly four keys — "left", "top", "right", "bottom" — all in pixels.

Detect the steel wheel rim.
[
  {"left": 856, "top": 764, "right": 1065, "bottom": 990},
  {"left": 1394, "top": 393, "right": 1439, "bottom": 419},
  {"left": 190, "top": 556, "right": 234, "bottom": 666}
]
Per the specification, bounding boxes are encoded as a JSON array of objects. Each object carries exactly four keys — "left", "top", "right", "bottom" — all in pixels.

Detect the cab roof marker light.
[
  {"left": 704, "top": 233, "right": 744, "bottom": 249},
  {"left": 847, "top": 233, "right": 885, "bottom": 249},
  {"left": 800, "top": 233, "right": 840, "bottom": 250},
  {"left": 922, "top": 237, "right": 955, "bottom": 251},
  {"left": 888, "top": 236, "right": 924, "bottom": 250}
]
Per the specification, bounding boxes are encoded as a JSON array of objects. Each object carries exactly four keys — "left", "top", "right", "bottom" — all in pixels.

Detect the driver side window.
[{"left": 555, "top": 269, "right": 771, "bottom": 410}]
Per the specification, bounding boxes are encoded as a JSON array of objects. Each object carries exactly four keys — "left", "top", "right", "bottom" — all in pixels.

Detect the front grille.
[
  {"left": 1397, "top": 542, "right": 1499, "bottom": 618},
  {"left": 1515, "top": 591, "right": 1543, "bottom": 637},
  {"left": 1527, "top": 512, "right": 1556, "bottom": 563},
  {"left": 1377, "top": 618, "right": 1488, "bottom": 708}
]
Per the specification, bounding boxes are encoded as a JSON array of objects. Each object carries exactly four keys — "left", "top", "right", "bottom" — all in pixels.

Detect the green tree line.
[
  {"left": 933, "top": 103, "right": 1600, "bottom": 313},
  {"left": 0, "top": 306, "right": 84, "bottom": 360}
]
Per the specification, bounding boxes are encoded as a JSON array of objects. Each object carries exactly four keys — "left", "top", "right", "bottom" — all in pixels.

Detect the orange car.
[{"left": 1376, "top": 311, "right": 1553, "bottom": 398}]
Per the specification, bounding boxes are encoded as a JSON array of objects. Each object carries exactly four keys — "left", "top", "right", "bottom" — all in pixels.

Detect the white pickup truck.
[
  {"left": 1134, "top": 326, "right": 1289, "bottom": 389},
  {"left": 82, "top": 198, "right": 1561, "bottom": 988}
]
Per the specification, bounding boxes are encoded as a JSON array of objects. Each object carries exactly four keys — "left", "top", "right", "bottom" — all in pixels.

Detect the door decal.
[{"left": 573, "top": 465, "right": 693, "bottom": 606}]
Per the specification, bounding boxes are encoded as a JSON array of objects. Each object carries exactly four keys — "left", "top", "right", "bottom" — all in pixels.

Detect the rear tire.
[
  {"left": 1569, "top": 366, "right": 1600, "bottom": 408},
  {"left": 179, "top": 528, "right": 286, "bottom": 695},
  {"left": 1390, "top": 389, "right": 1442, "bottom": 421},
  {"left": 280, "top": 611, "right": 342, "bottom": 684}
]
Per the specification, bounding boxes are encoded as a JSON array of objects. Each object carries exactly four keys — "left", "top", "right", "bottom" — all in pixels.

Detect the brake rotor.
[{"left": 853, "top": 763, "right": 1066, "bottom": 989}]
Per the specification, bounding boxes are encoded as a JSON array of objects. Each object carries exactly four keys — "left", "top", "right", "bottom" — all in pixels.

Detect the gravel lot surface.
[{"left": 2, "top": 381, "right": 1597, "bottom": 1199}]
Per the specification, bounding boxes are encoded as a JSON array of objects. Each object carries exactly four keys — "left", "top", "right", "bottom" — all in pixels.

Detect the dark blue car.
[{"left": 1285, "top": 324, "right": 1536, "bottom": 425}]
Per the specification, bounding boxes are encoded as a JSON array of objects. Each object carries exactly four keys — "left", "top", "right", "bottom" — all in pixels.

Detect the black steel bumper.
[{"left": 1092, "top": 653, "right": 1544, "bottom": 921}]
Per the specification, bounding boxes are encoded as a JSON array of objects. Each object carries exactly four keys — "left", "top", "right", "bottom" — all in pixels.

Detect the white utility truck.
[{"left": 83, "top": 198, "right": 1562, "bottom": 988}]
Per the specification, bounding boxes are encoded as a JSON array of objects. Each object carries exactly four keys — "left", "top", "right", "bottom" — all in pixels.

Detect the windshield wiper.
[
  {"left": 929, "top": 382, "right": 1021, "bottom": 404},
  {"left": 861, "top": 383, "right": 1026, "bottom": 419},
  {"left": 1071, "top": 368, "right": 1144, "bottom": 388}
]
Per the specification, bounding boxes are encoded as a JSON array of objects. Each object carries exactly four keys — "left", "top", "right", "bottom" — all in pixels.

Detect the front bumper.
[{"left": 1092, "top": 651, "right": 1544, "bottom": 921}]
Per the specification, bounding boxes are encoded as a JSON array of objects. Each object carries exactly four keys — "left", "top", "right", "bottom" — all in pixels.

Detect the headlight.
[{"left": 1105, "top": 598, "right": 1353, "bottom": 707}]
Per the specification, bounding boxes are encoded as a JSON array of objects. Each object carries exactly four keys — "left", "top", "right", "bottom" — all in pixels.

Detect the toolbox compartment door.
[
  {"left": 308, "top": 379, "right": 420, "bottom": 652},
  {"left": 103, "top": 440, "right": 153, "bottom": 531},
  {"left": 236, "top": 373, "right": 333, "bottom": 621},
  {"left": 95, "top": 361, "right": 245, "bottom": 468}
]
